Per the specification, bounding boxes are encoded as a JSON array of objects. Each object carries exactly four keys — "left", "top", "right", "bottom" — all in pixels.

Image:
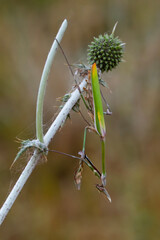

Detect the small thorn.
[
  {"left": 111, "top": 22, "right": 118, "bottom": 36},
  {"left": 120, "top": 43, "right": 126, "bottom": 51},
  {"left": 120, "top": 43, "right": 126, "bottom": 46}
]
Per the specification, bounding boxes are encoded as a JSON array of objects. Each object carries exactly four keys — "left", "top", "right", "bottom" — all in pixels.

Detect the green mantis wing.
[
  {"left": 91, "top": 63, "right": 107, "bottom": 186},
  {"left": 91, "top": 63, "right": 106, "bottom": 139}
]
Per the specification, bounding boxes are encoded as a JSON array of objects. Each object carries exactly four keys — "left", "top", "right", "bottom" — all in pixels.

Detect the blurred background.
[{"left": 0, "top": 0, "right": 160, "bottom": 239}]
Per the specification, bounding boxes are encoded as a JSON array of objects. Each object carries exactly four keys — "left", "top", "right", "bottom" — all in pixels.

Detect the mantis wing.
[
  {"left": 91, "top": 63, "right": 106, "bottom": 139},
  {"left": 91, "top": 63, "right": 106, "bottom": 186}
]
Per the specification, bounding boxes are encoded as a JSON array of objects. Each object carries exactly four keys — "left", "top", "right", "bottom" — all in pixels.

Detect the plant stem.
[
  {"left": 0, "top": 78, "right": 88, "bottom": 226},
  {"left": 43, "top": 78, "right": 87, "bottom": 146},
  {"left": 0, "top": 150, "right": 39, "bottom": 224},
  {"left": 36, "top": 19, "right": 68, "bottom": 142}
]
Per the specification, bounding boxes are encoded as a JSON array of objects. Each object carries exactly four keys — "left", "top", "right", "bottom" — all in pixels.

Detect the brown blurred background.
[{"left": 0, "top": 0, "right": 160, "bottom": 239}]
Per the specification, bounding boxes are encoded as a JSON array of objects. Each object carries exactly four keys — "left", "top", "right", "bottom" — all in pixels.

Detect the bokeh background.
[{"left": 0, "top": 0, "right": 160, "bottom": 239}]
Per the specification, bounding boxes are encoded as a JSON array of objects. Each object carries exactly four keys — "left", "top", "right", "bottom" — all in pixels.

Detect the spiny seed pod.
[{"left": 87, "top": 23, "right": 125, "bottom": 73}]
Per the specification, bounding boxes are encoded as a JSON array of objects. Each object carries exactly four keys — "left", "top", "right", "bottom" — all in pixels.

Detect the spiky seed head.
[{"left": 87, "top": 23, "right": 125, "bottom": 73}]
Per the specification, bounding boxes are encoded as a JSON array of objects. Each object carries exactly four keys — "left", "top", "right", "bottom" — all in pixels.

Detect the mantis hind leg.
[
  {"left": 74, "top": 126, "right": 88, "bottom": 189},
  {"left": 79, "top": 125, "right": 96, "bottom": 158},
  {"left": 74, "top": 125, "right": 97, "bottom": 189},
  {"left": 101, "top": 139, "right": 106, "bottom": 186}
]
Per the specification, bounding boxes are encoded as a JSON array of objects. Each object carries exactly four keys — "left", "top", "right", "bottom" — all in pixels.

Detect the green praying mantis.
[{"left": 72, "top": 63, "right": 111, "bottom": 202}]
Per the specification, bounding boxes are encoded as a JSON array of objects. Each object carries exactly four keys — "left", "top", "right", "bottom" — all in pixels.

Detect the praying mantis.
[{"left": 73, "top": 63, "right": 111, "bottom": 201}]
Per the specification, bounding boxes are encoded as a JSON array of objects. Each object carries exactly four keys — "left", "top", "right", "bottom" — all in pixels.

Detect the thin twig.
[
  {"left": 55, "top": 38, "right": 74, "bottom": 76},
  {"left": 49, "top": 149, "right": 82, "bottom": 160}
]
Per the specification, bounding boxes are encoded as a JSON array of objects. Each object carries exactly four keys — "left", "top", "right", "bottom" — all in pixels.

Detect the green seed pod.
[{"left": 87, "top": 23, "right": 125, "bottom": 73}]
